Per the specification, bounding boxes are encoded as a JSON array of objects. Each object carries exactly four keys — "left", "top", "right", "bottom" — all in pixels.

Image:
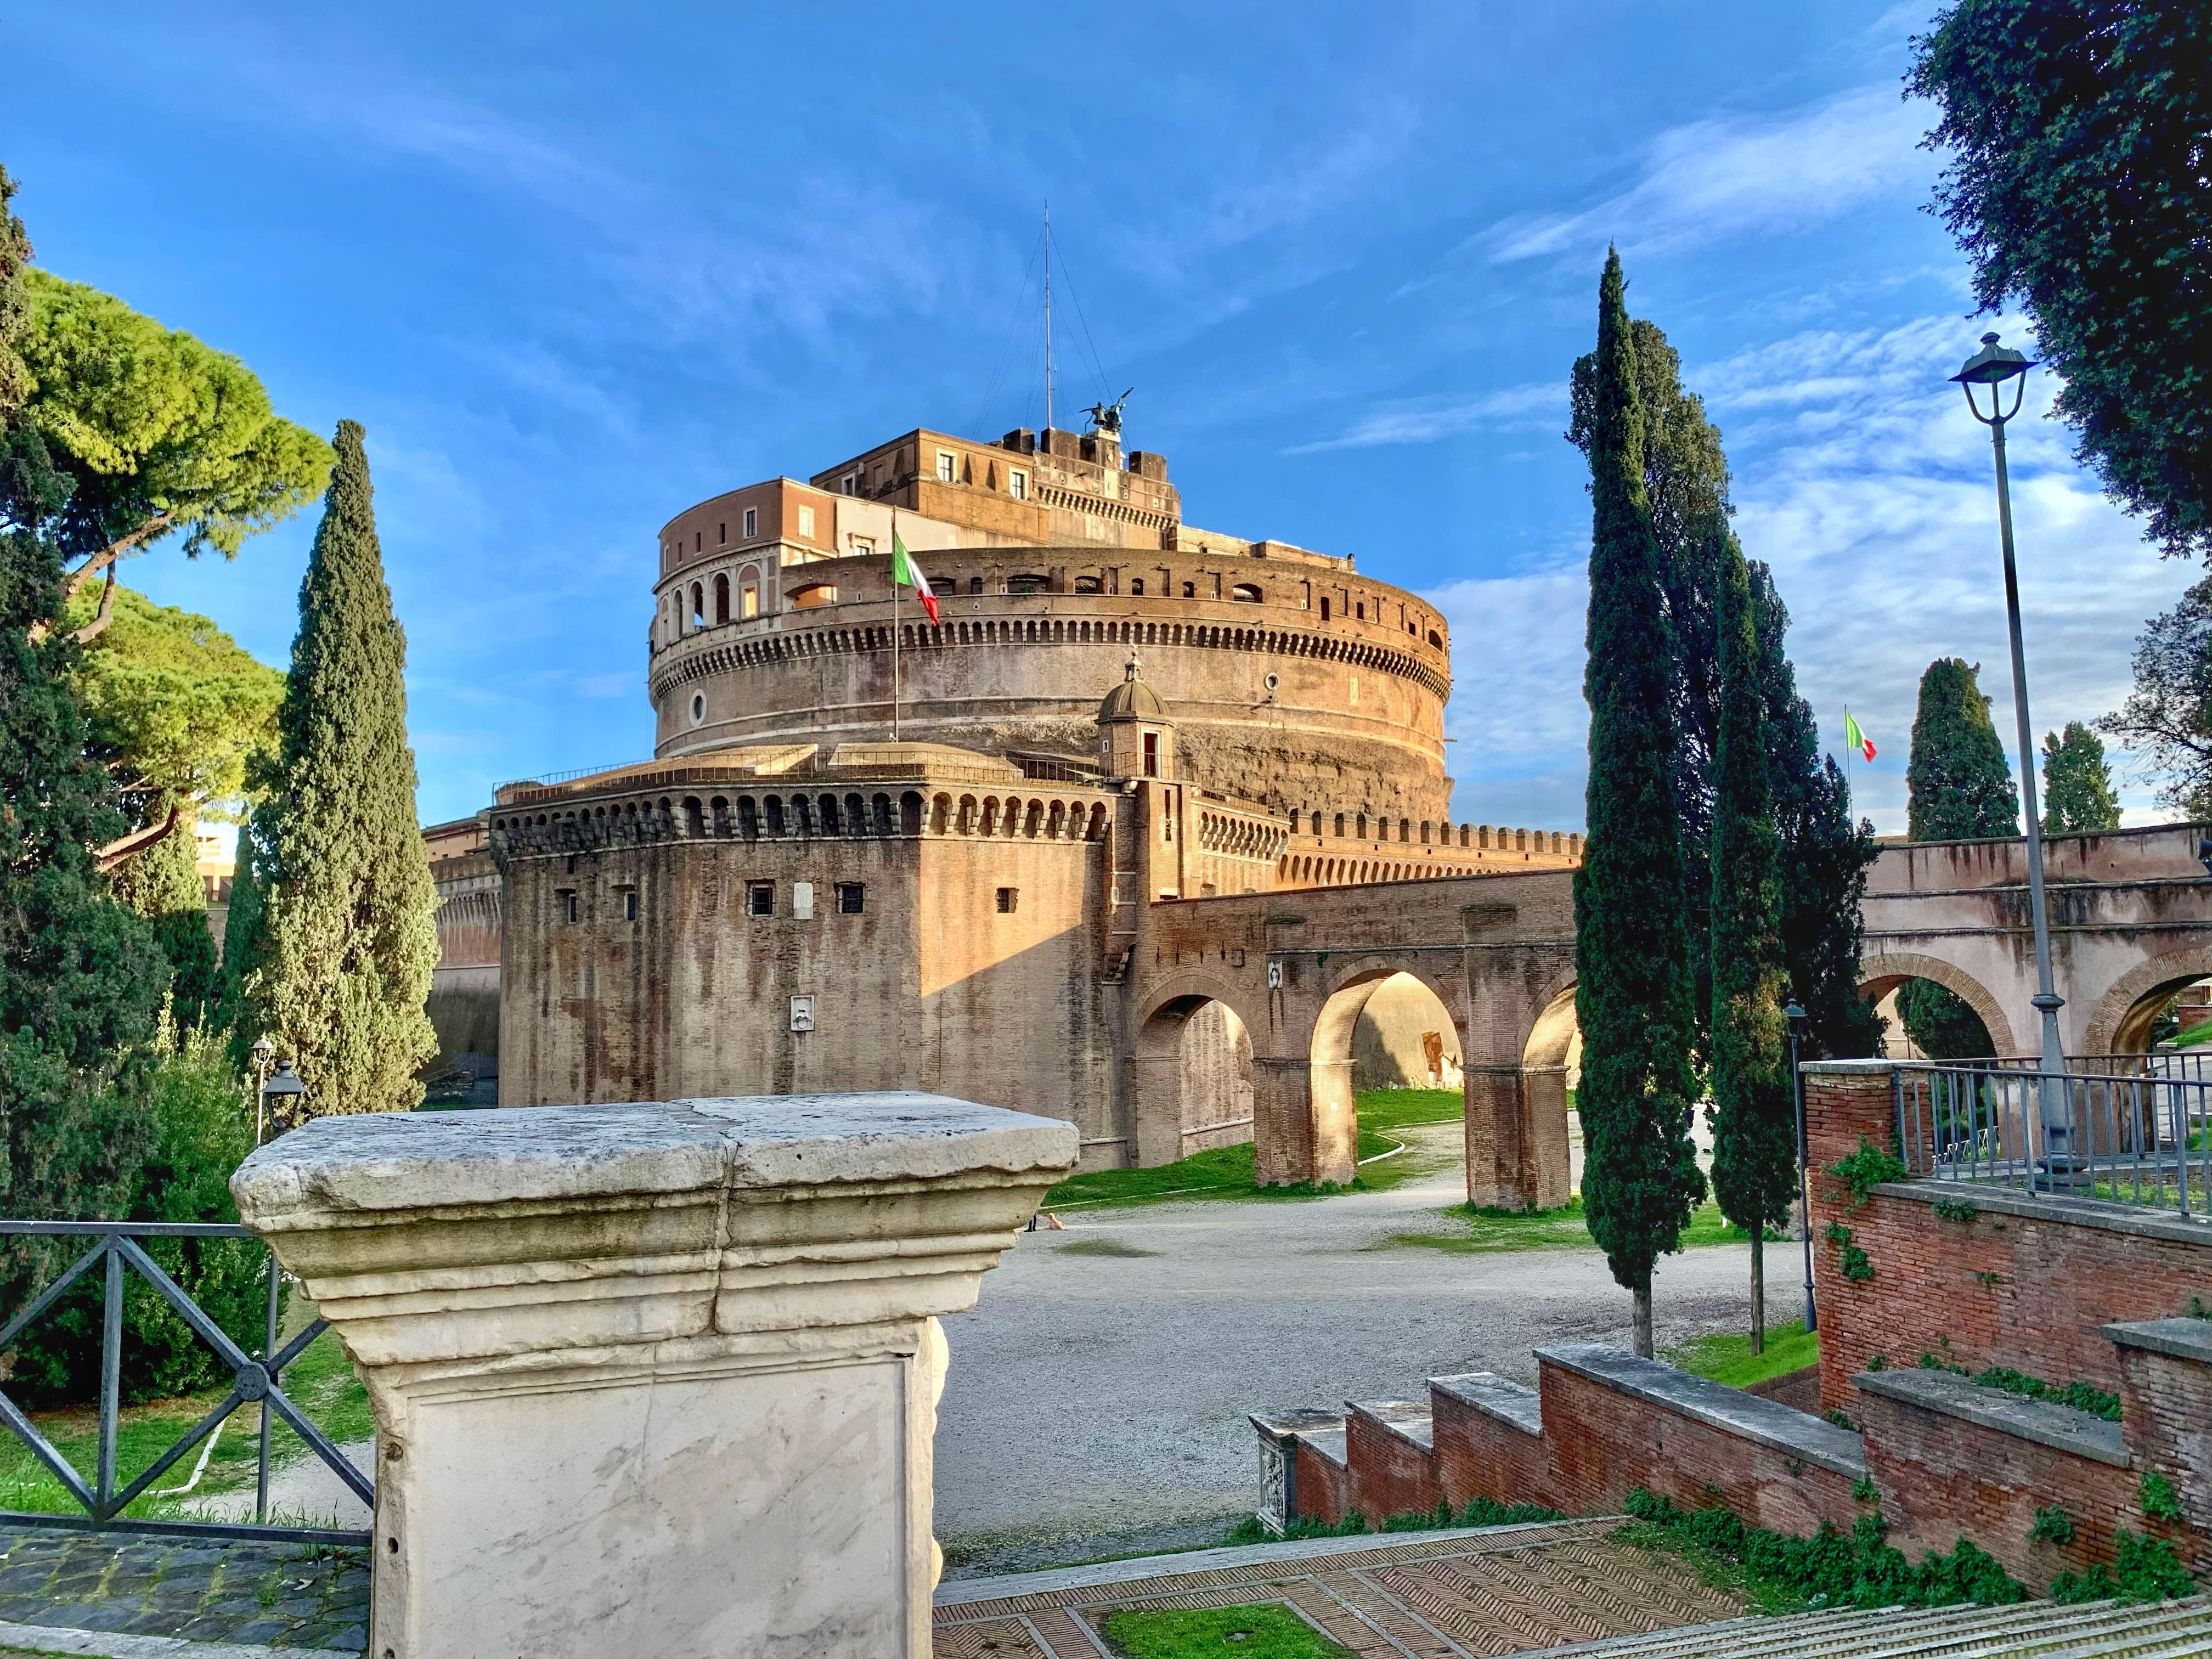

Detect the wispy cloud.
[
  {"left": 1435, "top": 309, "right": 2193, "bottom": 833},
  {"left": 1288, "top": 381, "right": 1564, "bottom": 453},
  {"left": 1485, "top": 83, "right": 1933, "bottom": 265}
]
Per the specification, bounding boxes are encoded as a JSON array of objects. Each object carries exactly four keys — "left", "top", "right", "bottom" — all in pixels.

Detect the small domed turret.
[
  {"left": 1098, "top": 653, "right": 1173, "bottom": 780},
  {"left": 1098, "top": 651, "right": 1166, "bottom": 725}
]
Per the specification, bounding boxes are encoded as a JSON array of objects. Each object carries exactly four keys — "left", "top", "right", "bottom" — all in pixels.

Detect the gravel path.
[{"left": 934, "top": 1124, "right": 1756, "bottom": 1565}]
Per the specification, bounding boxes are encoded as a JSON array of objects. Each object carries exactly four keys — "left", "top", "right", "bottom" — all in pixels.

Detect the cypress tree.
[
  {"left": 1752, "top": 566, "right": 1883, "bottom": 1062},
  {"left": 1708, "top": 543, "right": 1796, "bottom": 1352},
  {"left": 2041, "top": 721, "right": 2120, "bottom": 834},
  {"left": 213, "top": 804, "right": 269, "bottom": 1066},
  {"left": 1902, "top": 658, "right": 2016, "bottom": 1057},
  {"left": 1575, "top": 249, "right": 1707, "bottom": 1359},
  {"left": 1906, "top": 659, "right": 2018, "bottom": 839},
  {"left": 250, "top": 421, "right": 438, "bottom": 1118}
]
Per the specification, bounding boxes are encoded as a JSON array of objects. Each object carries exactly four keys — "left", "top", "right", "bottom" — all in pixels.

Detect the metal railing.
[
  {"left": 0, "top": 1222, "right": 372, "bottom": 1544},
  {"left": 1896, "top": 1063, "right": 2212, "bottom": 1219}
]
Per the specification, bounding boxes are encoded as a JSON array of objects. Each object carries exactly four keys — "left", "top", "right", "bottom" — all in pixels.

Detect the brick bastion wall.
[{"left": 1251, "top": 1059, "right": 2212, "bottom": 1593}]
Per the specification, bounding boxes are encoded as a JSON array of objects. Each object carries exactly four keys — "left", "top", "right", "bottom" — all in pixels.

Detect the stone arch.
[
  {"left": 1131, "top": 975, "right": 1268, "bottom": 1170},
  {"left": 1293, "top": 961, "right": 1469, "bottom": 1190},
  {"left": 2082, "top": 945, "right": 2212, "bottom": 1056},
  {"left": 1514, "top": 976, "right": 1581, "bottom": 1209},
  {"left": 1859, "top": 949, "right": 2018, "bottom": 1057}
]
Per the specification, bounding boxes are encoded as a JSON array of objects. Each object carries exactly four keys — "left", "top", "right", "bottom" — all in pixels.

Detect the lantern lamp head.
[{"left": 1952, "top": 332, "right": 2035, "bottom": 424}]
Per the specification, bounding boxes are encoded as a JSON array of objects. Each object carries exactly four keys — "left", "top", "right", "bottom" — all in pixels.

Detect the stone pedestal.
[{"left": 232, "top": 1093, "right": 1076, "bottom": 1659}]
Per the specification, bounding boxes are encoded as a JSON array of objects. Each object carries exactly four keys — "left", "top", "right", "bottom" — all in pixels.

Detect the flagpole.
[
  {"left": 891, "top": 507, "right": 901, "bottom": 743},
  {"left": 1843, "top": 703, "right": 1852, "bottom": 803}
]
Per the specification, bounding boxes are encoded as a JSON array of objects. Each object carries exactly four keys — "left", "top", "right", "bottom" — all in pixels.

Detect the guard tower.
[{"left": 1098, "top": 654, "right": 1173, "bottom": 781}]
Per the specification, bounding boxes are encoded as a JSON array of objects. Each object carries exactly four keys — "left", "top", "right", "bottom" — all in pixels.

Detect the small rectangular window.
[
  {"left": 840, "top": 475, "right": 856, "bottom": 496},
  {"left": 1009, "top": 469, "right": 1028, "bottom": 500},
  {"left": 798, "top": 505, "right": 816, "bottom": 538},
  {"left": 560, "top": 890, "right": 578, "bottom": 924},
  {"left": 836, "top": 882, "right": 865, "bottom": 914},
  {"left": 1321, "top": 597, "right": 1331, "bottom": 621},
  {"left": 747, "top": 882, "right": 775, "bottom": 916},
  {"left": 1143, "top": 731, "right": 1159, "bottom": 777},
  {"left": 850, "top": 535, "right": 874, "bottom": 555},
  {"left": 936, "top": 451, "right": 957, "bottom": 483},
  {"left": 743, "top": 507, "right": 757, "bottom": 539},
  {"left": 792, "top": 881, "right": 814, "bottom": 920},
  {"left": 995, "top": 887, "right": 1018, "bottom": 913},
  {"left": 742, "top": 586, "right": 758, "bottom": 618},
  {"left": 619, "top": 887, "right": 638, "bottom": 922},
  {"left": 718, "top": 522, "right": 726, "bottom": 544}
]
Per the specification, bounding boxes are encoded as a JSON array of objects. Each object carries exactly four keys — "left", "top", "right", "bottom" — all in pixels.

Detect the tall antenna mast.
[{"left": 1042, "top": 201, "right": 1054, "bottom": 435}]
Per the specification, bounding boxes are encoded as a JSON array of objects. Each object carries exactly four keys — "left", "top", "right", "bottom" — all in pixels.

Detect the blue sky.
[{"left": 4, "top": 2, "right": 2188, "bottom": 833}]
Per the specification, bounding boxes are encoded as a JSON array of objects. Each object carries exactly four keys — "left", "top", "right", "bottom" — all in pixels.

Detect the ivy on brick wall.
[
  {"left": 1825, "top": 1220, "right": 1875, "bottom": 1282},
  {"left": 1827, "top": 1138, "right": 1906, "bottom": 1207}
]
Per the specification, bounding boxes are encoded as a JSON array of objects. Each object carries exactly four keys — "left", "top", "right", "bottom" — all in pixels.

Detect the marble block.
[{"left": 232, "top": 1092, "right": 1076, "bottom": 1659}]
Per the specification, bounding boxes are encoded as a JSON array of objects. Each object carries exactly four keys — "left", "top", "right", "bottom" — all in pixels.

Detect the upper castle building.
[{"left": 473, "top": 421, "right": 1581, "bottom": 1167}]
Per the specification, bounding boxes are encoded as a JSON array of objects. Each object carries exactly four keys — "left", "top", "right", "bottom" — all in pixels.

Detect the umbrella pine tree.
[{"left": 1575, "top": 249, "right": 1707, "bottom": 1358}]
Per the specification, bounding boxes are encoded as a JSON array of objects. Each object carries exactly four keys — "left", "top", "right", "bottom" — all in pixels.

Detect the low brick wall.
[
  {"left": 1431, "top": 1375, "right": 1551, "bottom": 1513},
  {"left": 1538, "top": 1347, "right": 1863, "bottom": 1536},
  {"left": 1345, "top": 1402, "right": 1440, "bottom": 1522},
  {"left": 1295, "top": 1430, "right": 1350, "bottom": 1527},
  {"left": 1803, "top": 1066, "right": 2212, "bottom": 1415},
  {"left": 2108, "top": 1319, "right": 2212, "bottom": 1579},
  {"left": 1855, "top": 1368, "right": 2149, "bottom": 1588}
]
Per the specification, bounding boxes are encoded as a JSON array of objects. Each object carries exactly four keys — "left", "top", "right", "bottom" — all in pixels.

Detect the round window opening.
[{"left": 689, "top": 692, "right": 706, "bottom": 727}]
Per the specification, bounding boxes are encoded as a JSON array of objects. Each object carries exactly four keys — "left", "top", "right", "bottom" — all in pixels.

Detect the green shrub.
[
  {"left": 2052, "top": 1528, "right": 2197, "bottom": 1604},
  {"left": 2, "top": 1030, "right": 275, "bottom": 1406},
  {"left": 1931, "top": 1197, "right": 1977, "bottom": 1223},
  {"left": 2028, "top": 1505, "right": 2074, "bottom": 1547},
  {"left": 1624, "top": 1488, "right": 2024, "bottom": 1609},
  {"left": 1828, "top": 1138, "right": 1906, "bottom": 1206},
  {"left": 2140, "top": 1471, "right": 2185, "bottom": 1523}
]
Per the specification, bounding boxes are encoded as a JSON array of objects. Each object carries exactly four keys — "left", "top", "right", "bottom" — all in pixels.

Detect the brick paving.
[
  {"left": 933, "top": 1518, "right": 1747, "bottom": 1658},
  {"left": 0, "top": 1525, "right": 368, "bottom": 1651}
]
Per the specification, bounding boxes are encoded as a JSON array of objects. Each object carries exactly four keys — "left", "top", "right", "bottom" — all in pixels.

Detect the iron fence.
[
  {"left": 1895, "top": 1064, "right": 2212, "bottom": 1220},
  {"left": 0, "top": 1221, "right": 371, "bottom": 1545}
]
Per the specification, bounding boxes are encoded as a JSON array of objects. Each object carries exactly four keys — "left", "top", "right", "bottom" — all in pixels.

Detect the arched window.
[
  {"left": 1231, "top": 583, "right": 1262, "bottom": 603},
  {"left": 930, "top": 794, "right": 952, "bottom": 836},
  {"left": 765, "top": 795, "right": 786, "bottom": 836},
  {"left": 1333, "top": 813, "right": 1345, "bottom": 838},
  {"left": 1006, "top": 573, "right": 1049, "bottom": 595},
  {"left": 710, "top": 796, "right": 730, "bottom": 837},
  {"left": 713, "top": 574, "right": 730, "bottom": 625},
  {"left": 980, "top": 797, "right": 1001, "bottom": 836},
  {"left": 1074, "top": 576, "right": 1104, "bottom": 594},
  {"left": 737, "top": 797, "right": 759, "bottom": 839},
  {"left": 1401, "top": 817, "right": 1412, "bottom": 842},
  {"left": 1356, "top": 812, "right": 1368, "bottom": 839},
  {"left": 818, "top": 794, "right": 841, "bottom": 835},
  {"left": 1024, "top": 801, "right": 1044, "bottom": 837},
  {"left": 682, "top": 797, "right": 704, "bottom": 837},
  {"left": 957, "top": 795, "right": 978, "bottom": 834},
  {"left": 1427, "top": 629, "right": 1443, "bottom": 648},
  {"left": 844, "top": 793, "right": 865, "bottom": 836},
  {"left": 1130, "top": 579, "right": 1146, "bottom": 596},
  {"left": 690, "top": 583, "right": 704, "bottom": 630},
  {"left": 873, "top": 793, "right": 894, "bottom": 836},
  {"left": 1087, "top": 803, "right": 1107, "bottom": 840},
  {"left": 1420, "top": 821, "right": 1431, "bottom": 844},
  {"left": 1181, "top": 582, "right": 1195, "bottom": 599}
]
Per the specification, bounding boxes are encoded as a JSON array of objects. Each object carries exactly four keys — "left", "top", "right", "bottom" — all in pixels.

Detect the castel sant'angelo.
[{"left": 455, "top": 413, "right": 1581, "bottom": 1170}]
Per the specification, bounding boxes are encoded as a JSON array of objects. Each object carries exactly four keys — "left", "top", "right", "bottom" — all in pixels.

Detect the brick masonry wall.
[
  {"left": 2114, "top": 1345, "right": 2212, "bottom": 1578},
  {"left": 1854, "top": 1389, "right": 2186, "bottom": 1588},
  {"left": 1810, "top": 1187, "right": 2212, "bottom": 1415},
  {"left": 1804, "top": 1067, "right": 2212, "bottom": 1414},
  {"left": 1293, "top": 1444, "right": 1348, "bottom": 1527},
  {"left": 1344, "top": 1414, "right": 1441, "bottom": 1524},
  {"left": 1431, "top": 1395, "right": 1553, "bottom": 1513},
  {"left": 1537, "top": 1362, "right": 1859, "bottom": 1536}
]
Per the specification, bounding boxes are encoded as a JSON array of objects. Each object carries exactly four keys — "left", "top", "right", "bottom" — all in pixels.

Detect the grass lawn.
[
  {"left": 1101, "top": 1604, "right": 1351, "bottom": 1659},
  {"left": 0, "top": 1319, "right": 371, "bottom": 1523},
  {"left": 1664, "top": 1320, "right": 1819, "bottom": 1389},
  {"left": 1372, "top": 1198, "right": 1780, "bottom": 1256},
  {"left": 1042, "top": 1089, "right": 1463, "bottom": 1210}
]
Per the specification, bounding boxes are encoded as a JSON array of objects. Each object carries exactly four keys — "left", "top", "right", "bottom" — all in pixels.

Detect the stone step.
[{"left": 1515, "top": 1595, "right": 2212, "bottom": 1659}]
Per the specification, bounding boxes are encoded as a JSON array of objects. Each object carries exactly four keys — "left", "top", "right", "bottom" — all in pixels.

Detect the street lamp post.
[
  {"left": 258, "top": 1058, "right": 307, "bottom": 1146},
  {"left": 1784, "top": 1000, "right": 1815, "bottom": 1334},
  {"left": 250, "top": 1035, "right": 276, "bottom": 1144},
  {"left": 1952, "top": 334, "right": 2069, "bottom": 1170}
]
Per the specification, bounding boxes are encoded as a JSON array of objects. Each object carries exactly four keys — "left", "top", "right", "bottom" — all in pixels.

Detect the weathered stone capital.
[
  {"left": 232, "top": 1094, "right": 1075, "bottom": 1659},
  {"left": 233, "top": 1093, "right": 1077, "bottom": 1370}
]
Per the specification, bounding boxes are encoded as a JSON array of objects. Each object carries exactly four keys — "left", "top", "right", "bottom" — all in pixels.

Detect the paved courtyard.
[
  {"left": 932, "top": 1518, "right": 1747, "bottom": 1658},
  {"left": 935, "top": 1126, "right": 1758, "bottom": 1568}
]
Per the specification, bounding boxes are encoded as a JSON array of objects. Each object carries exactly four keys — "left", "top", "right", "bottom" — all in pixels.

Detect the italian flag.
[
  {"left": 894, "top": 532, "right": 940, "bottom": 624},
  {"left": 1844, "top": 712, "right": 1876, "bottom": 762}
]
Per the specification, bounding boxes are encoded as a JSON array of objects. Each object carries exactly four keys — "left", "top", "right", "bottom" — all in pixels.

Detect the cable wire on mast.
[{"left": 1042, "top": 201, "right": 1053, "bottom": 434}]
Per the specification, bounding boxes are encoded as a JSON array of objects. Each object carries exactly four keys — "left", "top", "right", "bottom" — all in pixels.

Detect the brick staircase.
[{"left": 1532, "top": 1595, "right": 2212, "bottom": 1657}]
